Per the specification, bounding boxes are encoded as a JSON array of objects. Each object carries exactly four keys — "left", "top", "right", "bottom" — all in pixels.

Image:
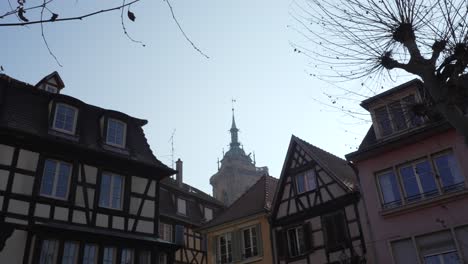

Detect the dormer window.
[
  {"left": 45, "top": 84, "right": 58, "bottom": 94},
  {"left": 53, "top": 103, "right": 78, "bottom": 135},
  {"left": 373, "top": 94, "right": 424, "bottom": 137},
  {"left": 106, "top": 118, "right": 126, "bottom": 148}
]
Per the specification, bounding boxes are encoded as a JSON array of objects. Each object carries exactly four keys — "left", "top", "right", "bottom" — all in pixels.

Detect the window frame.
[
  {"left": 217, "top": 232, "right": 233, "bottom": 264},
  {"left": 62, "top": 241, "right": 79, "bottom": 264},
  {"left": 52, "top": 103, "right": 78, "bottom": 135},
  {"left": 177, "top": 198, "right": 187, "bottom": 215},
  {"left": 372, "top": 93, "right": 424, "bottom": 138},
  {"left": 286, "top": 225, "right": 305, "bottom": 257},
  {"left": 39, "top": 159, "right": 73, "bottom": 201},
  {"left": 204, "top": 207, "right": 213, "bottom": 221},
  {"left": 82, "top": 244, "right": 98, "bottom": 264},
  {"left": 241, "top": 226, "right": 259, "bottom": 259},
  {"left": 159, "top": 222, "right": 173, "bottom": 242},
  {"left": 295, "top": 169, "right": 317, "bottom": 194},
  {"left": 376, "top": 150, "right": 464, "bottom": 209},
  {"left": 98, "top": 172, "right": 124, "bottom": 210},
  {"left": 397, "top": 158, "right": 439, "bottom": 203},
  {"left": 39, "top": 239, "right": 59, "bottom": 264},
  {"left": 105, "top": 118, "right": 127, "bottom": 148}
]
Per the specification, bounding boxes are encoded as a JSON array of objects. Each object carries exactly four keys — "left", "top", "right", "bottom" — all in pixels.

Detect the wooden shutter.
[
  {"left": 256, "top": 224, "right": 263, "bottom": 256},
  {"left": 303, "top": 222, "right": 313, "bottom": 252},
  {"left": 232, "top": 231, "right": 242, "bottom": 261},
  {"left": 275, "top": 230, "right": 286, "bottom": 259},
  {"left": 212, "top": 236, "right": 218, "bottom": 264}
]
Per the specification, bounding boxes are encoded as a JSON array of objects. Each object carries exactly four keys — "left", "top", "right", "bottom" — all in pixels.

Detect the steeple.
[{"left": 230, "top": 108, "right": 240, "bottom": 149}]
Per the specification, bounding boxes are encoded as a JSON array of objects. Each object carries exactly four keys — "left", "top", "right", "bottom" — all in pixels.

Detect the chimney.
[{"left": 176, "top": 159, "right": 183, "bottom": 187}]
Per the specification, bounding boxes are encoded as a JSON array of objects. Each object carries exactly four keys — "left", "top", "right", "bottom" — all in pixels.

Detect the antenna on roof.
[{"left": 168, "top": 129, "right": 176, "bottom": 169}]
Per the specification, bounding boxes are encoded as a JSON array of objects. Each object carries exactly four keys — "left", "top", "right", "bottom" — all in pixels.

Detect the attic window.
[
  {"left": 106, "top": 118, "right": 126, "bottom": 148},
  {"left": 295, "top": 170, "right": 316, "bottom": 194},
  {"left": 177, "top": 198, "right": 187, "bottom": 215},
  {"left": 45, "top": 84, "right": 58, "bottom": 93},
  {"left": 53, "top": 103, "right": 78, "bottom": 135},
  {"left": 373, "top": 95, "right": 424, "bottom": 137},
  {"left": 204, "top": 207, "right": 213, "bottom": 221}
]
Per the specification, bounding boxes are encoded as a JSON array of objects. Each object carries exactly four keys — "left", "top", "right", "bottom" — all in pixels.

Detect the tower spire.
[{"left": 230, "top": 99, "right": 240, "bottom": 149}]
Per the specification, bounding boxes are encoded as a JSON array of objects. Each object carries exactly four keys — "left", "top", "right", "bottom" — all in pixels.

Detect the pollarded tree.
[{"left": 293, "top": 0, "right": 468, "bottom": 140}]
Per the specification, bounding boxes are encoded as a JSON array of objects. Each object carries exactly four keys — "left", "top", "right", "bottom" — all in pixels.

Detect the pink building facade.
[{"left": 347, "top": 80, "right": 468, "bottom": 264}]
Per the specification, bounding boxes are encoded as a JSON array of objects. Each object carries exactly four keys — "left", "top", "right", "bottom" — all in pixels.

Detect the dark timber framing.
[{"left": 270, "top": 136, "right": 367, "bottom": 264}]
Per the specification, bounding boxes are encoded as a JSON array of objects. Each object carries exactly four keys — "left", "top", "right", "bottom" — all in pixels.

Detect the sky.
[{"left": 0, "top": 0, "right": 398, "bottom": 195}]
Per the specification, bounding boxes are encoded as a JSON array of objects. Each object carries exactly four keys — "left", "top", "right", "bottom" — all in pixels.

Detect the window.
[
  {"left": 399, "top": 159, "right": 438, "bottom": 202},
  {"left": 433, "top": 152, "right": 464, "bottom": 192},
  {"left": 204, "top": 207, "right": 213, "bottom": 221},
  {"left": 391, "top": 239, "right": 419, "bottom": 264},
  {"left": 217, "top": 233, "right": 233, "bottom": 264},
  {"left": 103, "top": 247, "right": 116, "bottom": 264},
  {"left": 374, "top": 95, "right": 424, "bottom": 137},
  {"left": 106, "top": 118, "right": 126, "bottom": 148},
  {"left": 40, "top": 159, "right": 72, "bottom": 200},
  {"left": 139, "top": 251, "right": 151, "bottom": 264},
  {"left": 62, "top": 242, "right": 79, "bottom": 264},
  {"left": 323, "top": 211, "right": 349, "bottom": 251},
  {"left": 242, "top": 226, "right": 258, "bottom": 259},
  {"left": 177, "top": 198, "right": 187, "bottom": 215},
  {"left": 83, "top": 244, "right": 98, "bottom": 264},
  {"left": 53, "top": 103, "right": 78, "bottom": 134},
  {"left": 287, "top": 226, "right": 305, "bottom": 257},
  {"left": 159, "top": 222, "right": 173, "bottom": 242},
  {"left": 39, "top": 240, "right": 58, "bottom": 264},
  {"left": 159, "top": 253, "right": 167, "bottom": 264},
  {"left": 378, "top": 170, "right": 402, "bottom": 208},
  {"left": 295, "top": 170, "right": 317, "bottom": 194},
  {"left": 377, "top": 150, "right": 464, "bottom": 208},
  {"left": 45, "top": 85, "right": 58, "bottom": 93},
  {"left": 417, "top": 231, "right": 461, "bottom": 264},
  {"left": 121, "top": 248, "right": 134, "bottom": 264},
  {"left": 99, "top": 172, "right": 124, "bottom": 210}
]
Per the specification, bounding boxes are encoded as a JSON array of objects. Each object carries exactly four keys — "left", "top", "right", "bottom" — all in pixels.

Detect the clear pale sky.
[{"left": 1, "top": 0, "right": 398, "bottom": 195}]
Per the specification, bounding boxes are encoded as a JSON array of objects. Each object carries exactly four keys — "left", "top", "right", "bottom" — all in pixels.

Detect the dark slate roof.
[
  {"left": 159, "top": 178, "right": 224, "bottom": 227},
  {"left": 200, "top": 175, "right": 278, "bottom": 230},
  {"left": 0, "top": 73, "right": 172, "bottom": 175},
  {"left": 360, "top": 79, "right": 422, "bottom": 110},
  {"left": 293, "top": 136, "right": 357, "bottom": 190}
]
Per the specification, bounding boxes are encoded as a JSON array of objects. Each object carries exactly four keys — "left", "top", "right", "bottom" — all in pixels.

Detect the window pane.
[
  {"left": 415, "top": 161, "right": 437, "bottom": 196},
  {"left": 244, "top": 229, "right": 251, "bottom": 258},
  {"left": 287, "top": 228, "right": 298, "bottom": 257},
  {"left": 56, "top": 163, "right": 71, "bottom": 199},
  {"left": 62, "top": 242, "right": 78, "bottom": 264},
  {"left": 403, "top": 95, "right": 424, "bottom": 127},
  {"left": 139, "top": 251, "right": 151, "bottom": 264},
  {"left": 305, "top": 170, "right": 317, "bottom": 191},
  {"left": 400, "top": 166, "right": 421, "bottom": 201},
  {"left": 54, "top": 104, "right": 76, "bottom": 133},
  {"left": 83, "top": 244, "right": 97, "bottom": 264},
  {"left": 103, "top": 247, "right": 115, "bottom": 264},
  {"left": 297, "top": 227, "right": 305, "bottom": 254},
  {"left": 378, "top": 171, "right": 401, "bottom": 207},
  {"left": 296, "top": 174, "right": 305, "bottom": 193},
  {"left": 111, "top": 175, "right": 123, "bottom": 209},
  {"left": 99, "top": 174, "right": 111, "bottom": 207},
  {"left": 391, "top": 239, "right": 419, "bottom": 264},
  {"left": 389, "top": 101, "right": 407, "bottom": 131},
  {"left": 40, "top": 240, "right": 58, "bottom": 264},
  {"left": 107, "top": 119, "right": 125, "bottom": 146},
  {"left": 434, "top": 154, "right": 464, "bottom": 191},
  {"left": 41, "top": 160, "right": 57, "bottom": 196},
  {"left": 442, "top": 251, "right": 460, "bottom": 264},
  {"left": 375, "top": 106, "right": 393, "bottom": 136},
  {"left": 121, "top": 249, "right": 133, "bottom": 264}
]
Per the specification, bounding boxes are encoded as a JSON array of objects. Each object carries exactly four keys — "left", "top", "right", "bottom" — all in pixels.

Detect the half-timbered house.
[
  {"left": 158, "top": 159, "right": 224, "bottom": 264},
  {"left": 270, "top": 136, "right": 368, "bottom": 264},
  {"left": 0, "top": 72, "right": 180, "bottom": 264}
]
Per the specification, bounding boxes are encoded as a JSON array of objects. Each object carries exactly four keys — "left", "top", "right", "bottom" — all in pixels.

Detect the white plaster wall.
[
  {"left": 16, "top": 149, "right": 39, "bottom": 171},
  {"left": 0, "top": 229, "right": 27, "bottom": 263},
  {"left": 0, "top": 144, "right": 14, "bottom": 166}
]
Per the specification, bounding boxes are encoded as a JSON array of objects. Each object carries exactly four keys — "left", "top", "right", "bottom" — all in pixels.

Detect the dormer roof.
[{"left": 35, "top": 71, "right": 65, "bottom": 92}]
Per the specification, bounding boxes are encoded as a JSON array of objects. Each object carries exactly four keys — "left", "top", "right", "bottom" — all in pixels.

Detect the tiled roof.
[
  {"left": 293, "top": 135, "right": 357, "bottom": 190},
  {"left": 0, "top": 73, "right": 172, "bottom": 174},
  {"left": 200, "top": 175, "right": 278, "bottom": 230}
]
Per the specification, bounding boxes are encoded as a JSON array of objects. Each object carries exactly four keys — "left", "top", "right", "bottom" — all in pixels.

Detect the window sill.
[
  {"left": 48, "top": 129, "right": 79, "bottom": 142},
  {"left": 101, "top": 143, "right": 129, "bottom": 155},
  {"left": 380, "top": 188, "right": 468, "bottom": 218},
  {"left": 239, "top": 255, "right": 263, "bottom": 264}
]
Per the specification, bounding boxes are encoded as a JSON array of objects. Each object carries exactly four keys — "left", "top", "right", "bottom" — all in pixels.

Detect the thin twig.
[
  {"left": 0, "top": 0, "right": 141, "bottom": 26},
  {"left": 164, "top": 0, "right": 209, "bottom": 59},
  {"left": 120, "top": 0, "right": 145, "bottom": 46},
  {"left": 40, "top": 0, "right": 62, "bottom": 67}
]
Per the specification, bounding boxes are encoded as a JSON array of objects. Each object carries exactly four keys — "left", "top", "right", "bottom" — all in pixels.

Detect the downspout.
[
  {"left": 347, "top": 161, "right": 378, "bottom": 263},
  {"left": 267, "top": 215, "right": 277, "bottom": 264}
]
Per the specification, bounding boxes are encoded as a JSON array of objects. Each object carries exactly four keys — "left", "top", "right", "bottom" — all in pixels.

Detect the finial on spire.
[{"left": 229, "top": 99, "right": 240, "bottom": 149}]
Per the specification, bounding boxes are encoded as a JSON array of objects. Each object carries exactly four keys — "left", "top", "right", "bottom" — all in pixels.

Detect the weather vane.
[{"left": 231, "top": 98, "right": 236, "bottom": 113}]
